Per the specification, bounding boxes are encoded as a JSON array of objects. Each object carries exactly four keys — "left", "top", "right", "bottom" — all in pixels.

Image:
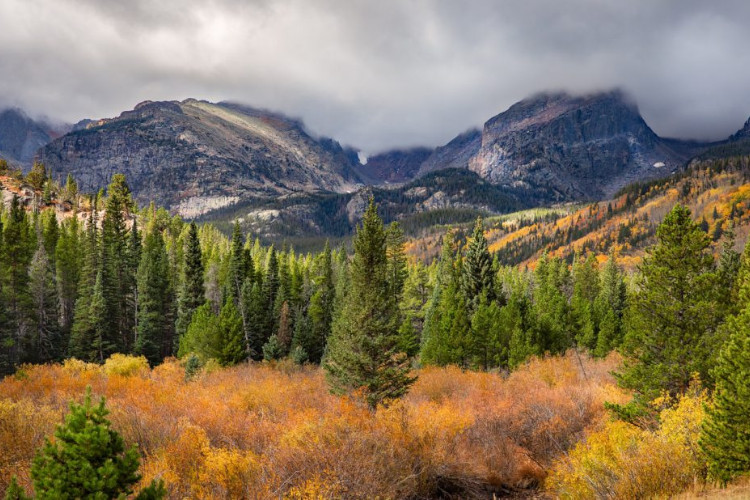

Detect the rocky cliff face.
[
  {"left": 38, "top": 99, "right": 363, "bottom": 216},
  {"left": 0, "top": 108, "right": 67, "bottom": 166},
  {"left": 373, "top": 91, "right": 708, "bottom": 202},
  {"left": 467, "top": 91, "right": 697, "bottom": 200}
]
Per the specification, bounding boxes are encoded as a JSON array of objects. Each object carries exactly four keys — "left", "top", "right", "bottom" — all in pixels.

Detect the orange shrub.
[{"left": 0, "top": 351, "right": 627, "bottom": 499}]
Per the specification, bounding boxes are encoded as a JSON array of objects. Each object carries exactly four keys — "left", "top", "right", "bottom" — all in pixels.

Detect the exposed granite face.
[
  {"left": 370, "top": 91, "right": 706, "bottom": 201},
  {"left": 38, "top": 99, "right": 364, "bottom": 216},
  {"left": 0, "top": 108, "right": 68, "bottom": 167},
  {"left": 467, "top": 90, "right": 697, "bottom": 200}
]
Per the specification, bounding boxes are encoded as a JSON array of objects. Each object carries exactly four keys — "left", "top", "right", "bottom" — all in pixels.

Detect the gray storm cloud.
[{"left": 1, "top": 0, "right": 750, "bottom": 153}]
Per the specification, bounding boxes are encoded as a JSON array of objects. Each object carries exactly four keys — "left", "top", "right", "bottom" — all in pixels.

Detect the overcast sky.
[{"left": 2, "top": 0, "right": 750, "bottom": 153}]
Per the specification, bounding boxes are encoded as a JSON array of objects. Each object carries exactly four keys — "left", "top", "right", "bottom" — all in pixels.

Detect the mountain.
[
  {"left": 38, "top": 99, "right": 363, "bottom": 216},
  {"left": 354, "top": 147, "right": 432, "bottom": 184},
  {"left": 0, "top": 108, "right": 68, "bottom": 166},
  {"left": 418, "top": 129, "right": 482, "bottom": 174},
  {"left": 466, "top": 90, "right": 703, "bottom": 200},
  {"left": 373, "top": 91, "right": 712, "bottom": 203}
]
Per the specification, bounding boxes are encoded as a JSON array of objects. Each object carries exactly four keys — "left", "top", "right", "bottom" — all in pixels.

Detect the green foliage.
[
  {"left": 701, "top": 243, "right": 750, "bottom": 483},
  {"left": 178, "top": 303, "right": 220, "bottom": 362},
  {"left": 135, "top": 227, "right": 173, "bottom": 365},
  {"left": 29, "top": 388, "right": 165, "bottom": 499},
  {"left": 462, "top": 217, "right": 495, "bottom": 309},
  {"left": 324, "top": 199, "right": 415, "bottom": 409},
  {"left": 25, "top": 162, "right": 46, "bottom": 191},
  {"left": 218, "top": 299, "right": 246, "bottom": 366},
  {"left": 177, "top": 222, "right": 205, "bottom": 339},
  {"left": 616, "top": 205, "right": 722, "bottom": 413}
]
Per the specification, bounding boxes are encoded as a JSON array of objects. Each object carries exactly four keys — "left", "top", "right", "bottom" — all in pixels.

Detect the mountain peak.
[
  {"left": 0, "top": 107, "right": 69, "bottom": 166},
  {"left": 38, "top": 99, "right": 363, "bottom": 217}
]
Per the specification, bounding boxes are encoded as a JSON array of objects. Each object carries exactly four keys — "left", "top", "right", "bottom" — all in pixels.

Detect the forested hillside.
[
  {"left": 2, "top": 157, "right": 750, "bottom": 498},
  {"left": 406, "top": 155, "right": 750, "bottom": 268}
]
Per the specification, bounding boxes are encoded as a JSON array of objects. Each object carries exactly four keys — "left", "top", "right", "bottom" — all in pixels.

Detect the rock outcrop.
[{"left": 38, "top": 99, "right": 363, "bottom": 216}]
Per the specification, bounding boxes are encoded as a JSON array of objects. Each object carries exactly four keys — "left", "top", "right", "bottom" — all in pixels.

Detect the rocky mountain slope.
[
  {"left": 38, "top": 99, "right": 363, "bottom": 216},
  {"left": 371, "top": 91, "right": 715, "bottom": 202},
  {"left": 0, "top": 108, "right": 68, "bottom": 166},
  {"left": 466, "top": 90, "right": 706, "bottom": 200}
]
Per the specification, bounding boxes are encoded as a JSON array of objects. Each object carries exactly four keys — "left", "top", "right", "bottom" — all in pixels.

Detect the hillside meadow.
[{"left": 0, "top": 352, "right": 629, "bottom": 499}]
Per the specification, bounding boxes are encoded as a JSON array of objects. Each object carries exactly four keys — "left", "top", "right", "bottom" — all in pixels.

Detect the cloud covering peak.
[{"left": 2, "top": 0, "right": 750, "bottom": 153}]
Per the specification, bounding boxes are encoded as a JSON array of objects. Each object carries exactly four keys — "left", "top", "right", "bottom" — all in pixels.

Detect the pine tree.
[
  {"left": 68, "top": 205, "right": 100, "bottom": 362},
  {"left": 305, "top": 242, "right": 335, "bottom": 363},
  {"left": 177, "top": 303, "right": 220, "bottom": 361},
  {"left": 55, "top": 217, "right": 81, "bottom": 339},
  {"left": 218, "top": 299, "right": 246, "bottom": 366},
  {"left": 716, "top": 224, "right": 741, "bottom": 317},
  {"left": 571, "top": 253, "right": 599, "bottom": 351},
  {"left": 25, "top": 162, "right": 46, "bottom": 191},
  {"left": 593, "top": 250, "right": 627, "bottom": 357},
  {"left": 462, "top": 217, "right": 495, "bottom": 310},
  {"left": 470, "top": 294, "right": 503, "bottom": 369},
  {"left": 27, "top": 244, "right": 60, "bottom": 363},
  {"left": 386, "top": 222, "right": 407, "bottom": 305},
  {"left": 135, "top": 227, "right": 172, "bottom": 365},
  {"left": 0, "top": 195, "right": 35, "bottom": 373},
  {"left": 100, "top": 174, "right": 136, "bottom": 353},
  {"left": 324, "top": 199, "right": 415, "bottom": 410},
  {"left": 616, "top": 204, "right": 721, "bottom": 410},
  {"left": 176, "top": 222, "right": 205, "bottom": 339},
  {"left": 701, "top": 244, "right": 750, "bottom": 483},
  {"left": 63, "top": 173, "right": 78, "bottom": 204},
  {"left": 29, "top": 388, "right": 165, "bottom": 499}
]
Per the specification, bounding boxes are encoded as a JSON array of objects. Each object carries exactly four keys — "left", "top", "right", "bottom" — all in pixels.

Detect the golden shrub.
[
  {"left": 1, "top": 351, "right": 629, "bottom": 499},
  {"left": 547, "top": 389, "right": 709, "bottom": 499},
  {"left": 102, "top": 353, "right": 149, "bottom": 377}
]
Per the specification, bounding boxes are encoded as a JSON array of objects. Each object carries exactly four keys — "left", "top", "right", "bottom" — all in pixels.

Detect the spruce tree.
[
  {"left": 55, "top": 217, "right": 81, "bottom": 340},
  {"left": 135, "top": 227, "right": 172, "bottom": 365},
  {"left": 27, "top": 244, "right": 60, "bottom": 363},
  {"left": 324, "top": 199, "right": 415, "bottom": 410},
  {"left": 571, "top": 253, "right": 599, "bottom": 351},
  {"left": 700, "top": 311, "right": 750, "bottom": 483},
  {"left": 177, "top": 303, "right": 220, "bottom": 361},
  {"left": 176, "top": 222, "right": 205, "bottom": 339},
  {"left": 305, "top": 242, "right": 335, "bottom": 363},
  {"left": 593, "top": 250, "right": 627, "bottom": 357},
  {"left": 228, "top": 221, "right": 247, "bottom": 302},
  {"left": 616, "top": 204, "right": 720, "bottom": 409},
  {"left": 462, "top": 217, "right": 495, "bottom": 310},
  {"left": 29, "top": 388, "right": 165, "bottom": 499},
  {"left": 69, "top": 205, "right": 100, "bottom": 362},
  {"left": 0, "top": 195, "right": 35, "bottom": 372},
  {"left": 100, "top": 174, "right": 135, "bottom": 352},
  {"left": 218, "top": 299, "right": 246, "bottom": 366},
  {"left": 701, "top": 244, "right": 750, "bottom": 483}
]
